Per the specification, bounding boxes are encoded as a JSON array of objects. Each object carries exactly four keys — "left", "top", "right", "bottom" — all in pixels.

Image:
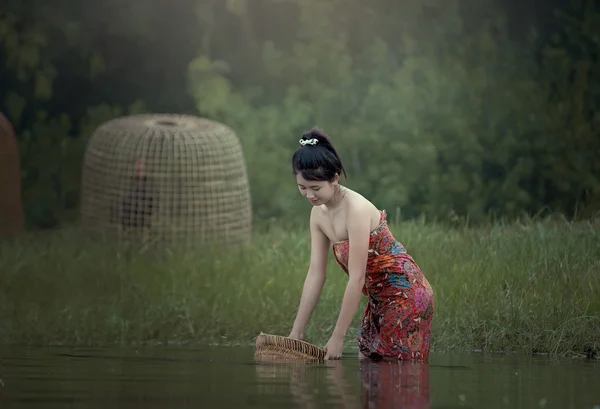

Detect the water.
[{"left": 0, "top": 346, "right": 598, "bottom": 408}]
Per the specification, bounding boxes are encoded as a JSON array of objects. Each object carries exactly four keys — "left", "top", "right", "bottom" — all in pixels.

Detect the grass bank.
[{"left": 1, "top": 216, "right": 599, "bottom": 358}]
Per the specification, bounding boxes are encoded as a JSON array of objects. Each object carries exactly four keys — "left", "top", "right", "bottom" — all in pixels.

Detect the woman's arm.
[
  {"left": 330, "top": 204, "right": 370, "bottom": 342},
  {"left": 289, "top": 207, "right": 331, "bottom": 339}
]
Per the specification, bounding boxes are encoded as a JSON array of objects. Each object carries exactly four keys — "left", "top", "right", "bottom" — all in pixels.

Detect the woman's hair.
[{"left": 292, "top": 127, "right": 347, "bottom": 182}]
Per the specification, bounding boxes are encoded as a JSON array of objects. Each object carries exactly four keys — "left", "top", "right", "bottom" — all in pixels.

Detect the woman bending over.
[{"left": 288, "top": 128, "right": 435, "bottom": 361}]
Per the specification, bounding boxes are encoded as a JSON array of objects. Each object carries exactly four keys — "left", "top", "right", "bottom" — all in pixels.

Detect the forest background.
[{"left": 1, "top": 0, "right": 599, "bottom": 230}]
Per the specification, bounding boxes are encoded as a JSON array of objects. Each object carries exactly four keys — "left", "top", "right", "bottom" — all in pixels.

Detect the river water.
[{"left": 0, "top": 346, "right": 598, "bottom": 408}]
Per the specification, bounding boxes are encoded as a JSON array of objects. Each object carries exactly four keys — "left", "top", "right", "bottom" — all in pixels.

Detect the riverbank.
[{"left": 1, "top": 216, "right": 598, "bottom": 358}]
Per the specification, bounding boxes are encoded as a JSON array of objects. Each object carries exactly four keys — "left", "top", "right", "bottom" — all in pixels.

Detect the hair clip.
[{"left": 299, "top": 138, "right": 318, "bottom": 146}]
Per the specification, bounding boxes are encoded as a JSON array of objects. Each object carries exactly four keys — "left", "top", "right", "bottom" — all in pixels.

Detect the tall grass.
[{"left": 0, "top": 216, "right": 598, "bottom": 357}]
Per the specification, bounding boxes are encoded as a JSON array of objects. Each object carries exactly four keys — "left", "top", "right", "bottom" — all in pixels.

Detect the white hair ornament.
[{"left": 299, "top": 138, "right": 319, "bottom": 146}]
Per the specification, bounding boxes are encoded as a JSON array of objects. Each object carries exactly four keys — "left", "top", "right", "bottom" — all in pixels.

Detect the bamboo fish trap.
[
  {"left": 80, "top": 114, "right": 252, "bottom": 250},
  {"left": 254, "top": 332, "right": 326, "bottom": 362}
]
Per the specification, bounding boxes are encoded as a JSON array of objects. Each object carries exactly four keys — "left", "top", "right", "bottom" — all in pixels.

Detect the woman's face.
[{"left": 296, "top": 172, "right": 339, "bottom": 206}]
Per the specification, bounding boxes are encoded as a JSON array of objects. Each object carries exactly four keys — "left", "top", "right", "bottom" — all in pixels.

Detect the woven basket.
[
  {"left": 255, "top": 332, "right": 326, "bottom": 362},
  {"left": 0, "top": 113, "right": 24, "bottom": 238},
  {"left": 79, "top": 114, "right": 252, "bottom": 250}
]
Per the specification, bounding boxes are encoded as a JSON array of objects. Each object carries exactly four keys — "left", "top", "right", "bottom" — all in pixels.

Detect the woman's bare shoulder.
[
  {"left": 345, "top": 191, "right": 381, "bottom": 225},
  {"left": 345, "top": 188, "right": 377, "bottom": 210},
  {"left": 309, "top": 205, "right": 327, "bottom": 231}
]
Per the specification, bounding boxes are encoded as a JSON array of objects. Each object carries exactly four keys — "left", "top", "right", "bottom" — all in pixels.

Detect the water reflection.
[
  {"left": 254, "top": 355, "right": 431, "bottom": 409},
  {"left": 1, "top": 346, "right": 597, "bottom": 408},
  {"left": 359, "top": 359, "right": 430, "bottom": 409}
]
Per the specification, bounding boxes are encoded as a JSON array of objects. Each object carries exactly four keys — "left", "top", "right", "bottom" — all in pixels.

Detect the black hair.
[{"left": 292, "top": 127, "right": 347, "bottom": 182}]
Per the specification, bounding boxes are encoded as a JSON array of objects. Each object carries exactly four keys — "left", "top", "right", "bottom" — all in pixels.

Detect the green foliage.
[
  {"left": 1, "top": 0, "right": 599, "bottom": 228},
  {"left": 0, "top": 3, "right": 177, "bottom": 228},
  {"left": 185, "top": 0, "right": 600, "bottom": 224}
]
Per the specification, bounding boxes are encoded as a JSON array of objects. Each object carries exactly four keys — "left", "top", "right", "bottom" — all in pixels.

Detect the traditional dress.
[{"left": 332, "top": 210, "right": 434, "bottom": 361}]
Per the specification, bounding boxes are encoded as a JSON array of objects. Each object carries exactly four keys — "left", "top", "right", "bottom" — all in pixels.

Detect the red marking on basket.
[{"left": 135, "top": 159, "right": 144, "bottom": 177}]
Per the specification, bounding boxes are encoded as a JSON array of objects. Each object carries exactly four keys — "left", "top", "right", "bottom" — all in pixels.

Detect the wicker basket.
[
  {"left": 255, "top": 332, "right": 326, "bottom": 362},
  {"left": 79, "top": 114, "right": 252, "bottom": 250},
  {"left": 0, "top": 113, "right": 24, "bottom": 238}
]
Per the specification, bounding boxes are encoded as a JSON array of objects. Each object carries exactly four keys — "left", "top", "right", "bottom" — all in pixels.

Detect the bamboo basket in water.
[{"left": 254, "top": 332, "right": 326, "bottom": 362}]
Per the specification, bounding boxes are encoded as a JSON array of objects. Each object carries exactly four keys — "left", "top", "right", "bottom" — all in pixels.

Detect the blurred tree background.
[{"left": 1, "top": 0, "right": 598, "bottom": 229}]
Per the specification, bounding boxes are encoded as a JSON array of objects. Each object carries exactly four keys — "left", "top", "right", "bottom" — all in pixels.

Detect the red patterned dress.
[{"left": 332, "top": 210, "right": 435, "bottom": 361}]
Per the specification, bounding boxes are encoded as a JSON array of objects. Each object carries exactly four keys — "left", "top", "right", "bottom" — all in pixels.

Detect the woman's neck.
[{"left": 325, "top": 185, "right": 348, "bottom": 210}]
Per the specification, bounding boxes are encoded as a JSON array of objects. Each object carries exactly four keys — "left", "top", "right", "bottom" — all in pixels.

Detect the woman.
[{"left": 288, "top": 128, "right": 435, "bottom": 361}]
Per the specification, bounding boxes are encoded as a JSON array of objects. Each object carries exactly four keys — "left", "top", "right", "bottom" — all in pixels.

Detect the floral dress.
[{"left": 332, "top": 210, "right": 435, "bottom": 361}]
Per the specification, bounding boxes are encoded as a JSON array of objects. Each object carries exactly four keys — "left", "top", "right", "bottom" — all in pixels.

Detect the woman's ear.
[{"left": 333, "top": 173, "right": 340, "bottom": 184}]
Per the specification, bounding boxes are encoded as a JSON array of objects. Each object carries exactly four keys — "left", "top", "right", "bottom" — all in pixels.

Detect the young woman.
[{"left": 288, "top": 128, "right": 435, "bottom": 361}]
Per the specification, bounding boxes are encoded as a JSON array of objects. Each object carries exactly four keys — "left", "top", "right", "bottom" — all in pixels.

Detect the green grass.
[{"left": 1, "top": 216, "right": 599, "bottom": 358}]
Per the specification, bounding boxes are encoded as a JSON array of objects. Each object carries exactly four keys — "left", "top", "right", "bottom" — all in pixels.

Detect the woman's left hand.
[{"left": 324, "top": 335, "right": 344, "bottom": 360}]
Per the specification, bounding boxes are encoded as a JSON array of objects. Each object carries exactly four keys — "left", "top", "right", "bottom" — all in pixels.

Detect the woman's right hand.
[{"left": 288, "top": 331, "right": 304, "bottom": 341}]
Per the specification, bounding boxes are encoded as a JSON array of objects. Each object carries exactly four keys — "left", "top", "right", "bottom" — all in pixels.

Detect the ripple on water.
[{"left": 0, "top": 346, "right": 597, "bottom": 409}]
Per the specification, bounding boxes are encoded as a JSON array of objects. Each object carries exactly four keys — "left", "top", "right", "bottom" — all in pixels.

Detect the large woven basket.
[
  {"left": 255, "top": 332, "right": 326, "bottom": 362},
  {"left": 0, "top": 113, "right": 23, "bottom": 238},
  {"left": 79, "top": 114, "right": 252, "bottom": 250}
]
